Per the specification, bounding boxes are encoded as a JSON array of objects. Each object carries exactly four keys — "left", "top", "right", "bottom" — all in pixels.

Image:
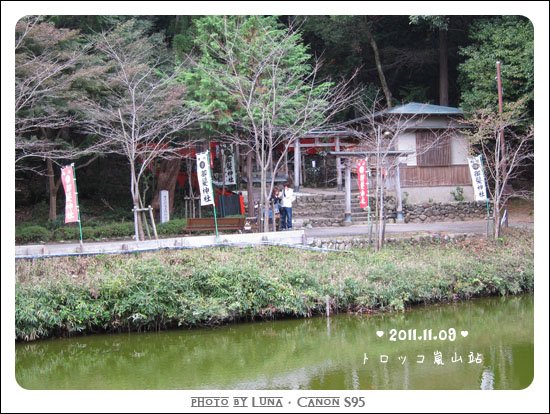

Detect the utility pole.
[{"left": 496, "top": 61, "right": 506, "bottom": 174}]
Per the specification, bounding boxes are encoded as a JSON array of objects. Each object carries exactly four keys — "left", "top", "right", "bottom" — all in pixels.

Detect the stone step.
[
  {"left": 321, "top": 207, "right": 370, "bottom": 214},
  {"left": 311, "top": 200, "right": 364, "bottom": 206},
  {"left": 306, "top": 220, "right": 373, "bottom": 228},
  {"left": 296, "top": 193, "right": 361, "bottom": 201},
  {"left": 351, "top": 212, "right": 372, "bottom": 218}
]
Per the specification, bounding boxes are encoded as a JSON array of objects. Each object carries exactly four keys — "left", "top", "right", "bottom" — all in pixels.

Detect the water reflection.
[
  {"left": 480, "top": 368, "right": 495, "bottom": 390},
  {"left": 16, "top": 295, "right": 533, "bottom": 390}
]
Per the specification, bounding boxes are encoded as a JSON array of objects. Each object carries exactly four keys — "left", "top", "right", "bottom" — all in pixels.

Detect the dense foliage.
[
  {"left": 180, "top": 16, "right": 326, "bottom": 130},
  {"left": 14, "top": 15, "right": 535, "bottom": 229},
  {"left": 16, "top": 230, "right": 533, "bottom": 341},
  {"left": 458, "top": 16, "right": 534, "bottom": 115}
]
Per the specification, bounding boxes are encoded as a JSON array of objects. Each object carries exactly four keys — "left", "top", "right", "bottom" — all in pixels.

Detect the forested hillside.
[{"left": 15, "top": 15, "right": 534, "bottom": 233}]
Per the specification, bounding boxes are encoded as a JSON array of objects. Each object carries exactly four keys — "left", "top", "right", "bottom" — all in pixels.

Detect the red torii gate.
[
  {"left": 329, "top": 150, "right": 413, "bottom": 224},
  {"left": 291, "top": 130, "right": 356, "bottom": 191}
]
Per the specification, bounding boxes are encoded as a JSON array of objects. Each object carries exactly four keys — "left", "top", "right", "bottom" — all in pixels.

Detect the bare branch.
[
  {"left": 77, "top": 21, "right": 202, "bottom": 239},
  {"left": 186, "top": 17, "right": 360, "bottom": 231},
  {"left": 460, "top": 103, "right": 534, "bottom": 238}
]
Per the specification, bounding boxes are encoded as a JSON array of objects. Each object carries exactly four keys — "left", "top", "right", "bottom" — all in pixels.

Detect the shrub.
[
  {"left": 156, "top": 219, "right": 187, "bottom": 236},
  {"left": 27, "top": 219, "right": 192, "bottom": 243},
  {"left": 45, "top": 216, "right": 66, "bottom": 231},
  {"left": 14, "top": 229, "right": 534, "bottom": 341},
  {"left": 15, "top": 225, "right": 51, "bottom": 244},
  {"left": 52, "top": 226, "right": 81, "bottom": 242},
  {"left": 95, "top": 222, "right": 134, "bottom": 238},
  {"left": 52, "top": 222, "right": 135, "bottom": 241},
  {"left": 451, "top": 186, "right": 465, "bottom": 202}
]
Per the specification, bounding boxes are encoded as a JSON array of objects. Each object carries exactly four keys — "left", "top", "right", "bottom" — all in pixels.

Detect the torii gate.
[
  {"left": 328, "top": 150, "right": 413, "bottom": 224},
  {"left": 293, "top": 130, "right": 354, "bottom": 192}
]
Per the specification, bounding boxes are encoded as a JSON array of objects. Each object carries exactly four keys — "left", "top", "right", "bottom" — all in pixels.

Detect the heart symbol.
[
  {"left": 376, "top": 330, "right": 384, "bottom": 337},
  {"left": 461, "top": 330, "right": 469, "bottom": 337}
]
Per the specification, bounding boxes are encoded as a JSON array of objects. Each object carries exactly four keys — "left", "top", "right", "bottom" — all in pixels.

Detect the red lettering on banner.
[
  {"left": 356, "top": 159, "right": 369, "bottom": 209},
  {"left": 61, "top": 166, "right": 79, "bottom": 223}
]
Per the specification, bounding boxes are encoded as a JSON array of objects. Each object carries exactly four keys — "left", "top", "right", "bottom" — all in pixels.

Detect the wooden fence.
[{"left": 400, "top": 165, "right": 471, "bottom": 187}]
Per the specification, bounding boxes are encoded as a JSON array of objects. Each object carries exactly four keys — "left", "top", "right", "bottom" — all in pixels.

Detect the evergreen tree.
[
  {"left": 458, "top": 16, "right": 534, "bottom": 116},
  {"left": 180, "top": 16, "right": 353, "bottom": 230}
]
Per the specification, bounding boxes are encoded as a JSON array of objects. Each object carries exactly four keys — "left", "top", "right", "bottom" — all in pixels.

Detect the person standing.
[
  {"left": 280, "top": 182, "right": 295, "bottom": 230},
  {"left": 269, "top": 186, "right": 281, "bottom": 229}
]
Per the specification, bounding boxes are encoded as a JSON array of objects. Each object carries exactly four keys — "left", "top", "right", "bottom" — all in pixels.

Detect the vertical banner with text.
[
  {"left": 222, "top": 144, "right": 236, "bottom": 185},
  {"left": 160, "top": 190, "right": 170, "bottom": 223},
  {"left": 356, "top": 159, "right": 369, "bottom": 208},
  {"left": 61, "top": 165, "right": 79, "bottom": 223},
  {"left": 467, "top": 155, "right": 488, "bottom": 201},
  {"left": 196, "top": 151, "right": 214, "bottom": 206}
]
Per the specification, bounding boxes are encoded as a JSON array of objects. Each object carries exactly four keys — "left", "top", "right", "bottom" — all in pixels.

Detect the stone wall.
[
  {"left": 399, "top": 186, "right": 475, "bottom": 204},
  {"left": 307, "top": 232, "right": 473, "bottom": 250},
  {"left": 294, "top": 193, "right": 490, "bottom": 227},
  {"left": 389, "top": 201, "right": 490, "bottom": 224},
  {"left": 293, "top": 194, "right": 342, "bottom": 217}
]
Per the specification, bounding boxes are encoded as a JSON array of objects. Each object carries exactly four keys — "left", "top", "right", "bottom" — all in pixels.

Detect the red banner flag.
[
  {"left": 61, "top": 165, "right": 79, "bottom": 223},
  {"left": 356, "top": 159, "right": 369, "bottom": 209}
]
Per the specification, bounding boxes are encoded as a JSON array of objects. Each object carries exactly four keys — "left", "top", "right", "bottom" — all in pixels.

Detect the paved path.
[
  {"left": 15, "top": 230, "right": 307, "bottom": 259},
  {"left": 305, "top": 219, "right": 533, "bottom": 238},
  {"left": 15, "top": 219, "right": 532, "bottom": 259},
  {"left": 305, "top": 220, "right": 487, "bottom": 238}
]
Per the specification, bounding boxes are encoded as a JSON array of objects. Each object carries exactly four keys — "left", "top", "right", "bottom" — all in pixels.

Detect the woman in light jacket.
[{"left": 279, "top": 182, "right": 294, "bottom": 230}]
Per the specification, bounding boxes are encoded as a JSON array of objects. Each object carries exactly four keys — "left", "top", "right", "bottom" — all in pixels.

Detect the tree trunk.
[
  {"left": 130, "top": 165, "right": 145, "bottom": 241},
  {"left": 151, "top": 158, "right": 181, "bottom": 217},
  {"left": 261, "top": 166, "right": 269, "bottom": 233},
  {"left": 46, "top": 158, "right": 62, "bottom": 221},
  {"left": 493, "top": 206, "right": 501, "bottom": 239},
  {"left": 377, "top": 178, "right": 385, "bottom": 251},
  {"left": 43, "top": 128, "right": 63, "bottom": 221},
  {"left": 133, "top": 194, "right": 145, "bottom": 241},
  {"left": 247, "top": 149, "right": 254, "bottom": 216},
  {"left": 365, "top": 21, "right": 393, "bottom": 108},
  {"left": 294, "top": 139, "right": 301, "bottom": 192},
  {"left": 493, "top": 147, "right": 502, "bottom": 239},
  {"left": 493, "top": 182, "right": 501, "bottom": 239},
  {"left": 439, "top": 28, "right": 449, "bottom": 106},
  {"left": 221, "top": 147, "right": 226, "bottom": 217}
]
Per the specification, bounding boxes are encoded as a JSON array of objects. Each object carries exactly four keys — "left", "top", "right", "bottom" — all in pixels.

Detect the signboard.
[
  {"left": 160, "top": 190, "right": 169, "bottom": 223},
  {"left": 356, "top": 159, "right": 369, "bottom": 209},
  {"left": 61, "top": 165, "right": 79, "bottom": 223},
  {"left": 467, "top": 155, "right": 488, "bottom": 202},
  {"left": 196, "top": 151, "right": 214, "bottom": 206},
  {"left": 221, "top": 144, "right": 236, "bottom": 185}
]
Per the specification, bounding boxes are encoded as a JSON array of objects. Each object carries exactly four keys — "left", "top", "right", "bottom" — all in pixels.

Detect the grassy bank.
[{"left": 15, "top": 229, "right": 533, "bottom": 341}]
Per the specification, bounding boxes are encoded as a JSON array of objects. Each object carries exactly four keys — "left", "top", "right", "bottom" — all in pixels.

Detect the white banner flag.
[
  {"left": 196, "top": 151, "right": 214, "bottom": 206},
  {"left": 467, "top": 155, "right": 488, "bottom": 202},
  {"left": 222, "top": 144, "right": 236, "bottom": 185}
]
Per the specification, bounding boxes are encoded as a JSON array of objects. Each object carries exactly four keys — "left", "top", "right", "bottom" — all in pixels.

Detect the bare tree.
[
  {"left": 15, "top": 16, "right": 101, "bottom": 219},
  {"left": 187, "top": 16, "right": 357, "bottom": 232},
  {"left": 354, "top": 96, "right": 446, "bottom": 250},
  {"left": 80, "top": 21, "right": 202, "bottom": 240},
  {"left": 15, "top": 16, "right": 84, "bottom": 138},
  {"left": 461, "top": 101, "right": 534, "bottom": 238}
]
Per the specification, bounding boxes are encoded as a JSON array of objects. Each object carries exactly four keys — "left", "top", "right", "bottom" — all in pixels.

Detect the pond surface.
[{"left": 16, "top": 295, "right": 533, "bottom": 390}]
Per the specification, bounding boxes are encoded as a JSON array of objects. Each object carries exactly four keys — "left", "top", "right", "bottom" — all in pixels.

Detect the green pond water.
[{"left": 15, "top": 295, "right": 533, "bottom": 390}]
